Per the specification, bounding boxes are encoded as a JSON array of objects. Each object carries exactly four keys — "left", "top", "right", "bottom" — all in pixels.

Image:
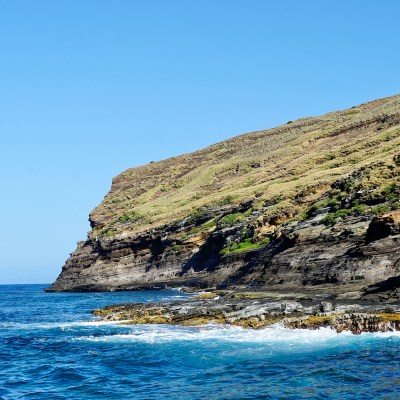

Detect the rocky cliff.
[{"left": 47, "top": 95, "right": 400, "bottom": 298}]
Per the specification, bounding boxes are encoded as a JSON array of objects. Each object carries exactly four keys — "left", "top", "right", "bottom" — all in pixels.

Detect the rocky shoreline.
[{"left": 92, "top": 289, "right": 400, "bottom": 334}]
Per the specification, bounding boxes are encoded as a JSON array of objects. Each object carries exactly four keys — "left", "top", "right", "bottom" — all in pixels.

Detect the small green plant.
[
  {"left": 370, "top": 204, "right": 391, "bottom": 215},
  {"left": 118, "top": 210, "right": 141, "bottom": 223},
  {"left": 243, "top": 208, "right": 253, "bottom": 217},
  {"left": 346, "top": 109, "right": 360, "bottom": 116},
  {"left": 322, "top": 213, "right": 336, "bottom": 225},
  {"left": 326, "top": 153, "right": 336, "bottom": 160},
  {"left": 219, "top": 213, "right": 244, "bottom": 226},
  {"left": 184, "top": 220, "right": 216, "bottom": 237},
  {"left": 344, "top": 178, "right": 357, "bottom": 191},
  {"left": 220, "top": 237, "right": 270, "bottom": 255},
  {"left": 101, "top": 227, "right": 119, "bottom": 237},
  {"left": 327, "top": 198, "right": 339, "bottom": 209},
  {"left": 381, "top": 183, "right": 400, "bottom": 201},
  {"left": 221, "top": 195, "right": 235, "bottom": 205},
  {"left": 322, "top": 204, "right": 366, "bottom": 225}
]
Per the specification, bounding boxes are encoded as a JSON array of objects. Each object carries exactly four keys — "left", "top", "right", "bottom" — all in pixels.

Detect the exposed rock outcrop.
[{"left": 92, "top": 291, "right": 400, "bottom": 333}]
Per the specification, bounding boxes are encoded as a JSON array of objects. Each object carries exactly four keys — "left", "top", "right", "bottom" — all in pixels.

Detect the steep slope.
[{"left": 48, "top": 95, "right": 400, "bottom": 297}]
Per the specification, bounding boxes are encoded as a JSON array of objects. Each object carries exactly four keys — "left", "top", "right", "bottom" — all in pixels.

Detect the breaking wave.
[
  {"left": 72, "top": 323, "right": 400, "bottom": 347},
  {"left": 1, "top": 285, "right": 400, "bottom": 400}
]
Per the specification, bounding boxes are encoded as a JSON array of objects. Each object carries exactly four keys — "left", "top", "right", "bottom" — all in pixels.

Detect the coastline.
[{"left": 92, "top": 288, "right": 400, "bottom": 334}]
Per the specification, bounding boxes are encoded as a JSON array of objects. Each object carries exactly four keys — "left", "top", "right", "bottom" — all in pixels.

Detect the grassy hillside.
[{"left": 89, "top": 94, "right": 400, "bottom": 238}]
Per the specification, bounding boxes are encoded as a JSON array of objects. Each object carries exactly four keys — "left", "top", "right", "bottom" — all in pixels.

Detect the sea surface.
[{"left": 0, "top": 285, "right": 399, "bottom": 399}]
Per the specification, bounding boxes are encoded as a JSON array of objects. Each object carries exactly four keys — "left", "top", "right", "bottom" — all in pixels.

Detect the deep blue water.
[{"left": 0, "top": 285, "right": 399, "bottom": 399}]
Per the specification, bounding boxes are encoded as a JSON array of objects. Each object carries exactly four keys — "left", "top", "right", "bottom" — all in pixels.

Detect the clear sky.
[{"left": 1, "top": 0, "right": 399, "bottom": 284}]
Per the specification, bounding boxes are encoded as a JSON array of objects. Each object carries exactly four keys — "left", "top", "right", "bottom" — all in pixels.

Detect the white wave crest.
[
  {"left": 72, "top": 323, "right": 400, "bottom": 345},
  {"left": 0, "top": 320, "right": 127, "bottom": 330}
]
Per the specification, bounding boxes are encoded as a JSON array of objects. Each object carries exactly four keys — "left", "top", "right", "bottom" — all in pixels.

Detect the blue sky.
[{"left": 1, "top": 0, "right": 399, "bottom": 284}]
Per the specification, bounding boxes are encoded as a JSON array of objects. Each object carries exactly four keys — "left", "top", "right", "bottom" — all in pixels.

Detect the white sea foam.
[
  {"left": 158, "top": 295, "right": 188, "bottom": 301},
  {"left": 72, "top": 323, "right": 400, "bottom": 345},
  {"left": 1, "top": 320, "right": 126, "bottom": 330}
]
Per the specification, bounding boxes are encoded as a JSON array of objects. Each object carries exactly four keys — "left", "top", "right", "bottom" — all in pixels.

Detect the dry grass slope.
[{"left": 89, "top": 94, "right": 400, "bottom": 238}]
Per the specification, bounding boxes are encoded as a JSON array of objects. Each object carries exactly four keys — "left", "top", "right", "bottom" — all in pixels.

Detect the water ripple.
[{"left": 1, "top": 285, "right": 399, "bottom": 399}]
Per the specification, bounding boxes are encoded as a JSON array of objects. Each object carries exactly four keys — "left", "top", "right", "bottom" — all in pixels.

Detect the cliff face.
[{"left": 48, "top": 95, "right": 400, "bottom": 298}]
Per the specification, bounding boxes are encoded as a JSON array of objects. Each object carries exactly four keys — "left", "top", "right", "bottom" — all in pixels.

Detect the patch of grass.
[
  {"left": 382, "top": 183, "right": 400, "bottom": 201},
  {"left": 220, "top": 237, "right": 270, "bottom": 255},
  {"left": 221, "top": 195, "right": 235, "bottom": 205},
  {"left": 98, "top": 227, "right": 119, "bottom": 237},
  {"left": 322, "top": 204, "right": 366, "bottom": 225},
  {"left": 346, "top": 109, "right": 360, "bottom": 116},
  {"left": 219, "top": 213, "right": 245, "bottom": 226},
  {"left": 183, "top": 220, "right": 217, "bottom": 238},
  {"left": 306, "top": 198, "right": 330, "bottom": 216},
  {"left": 118, "top": 211, "right": 142, "bottom": 223},
  {"left": 243, "top": 208, "right": 253, "bottom": 217},
  {"left": 370, "top": 204, "right": 391, "bottom": 215},
  {"left": 188, "top": 219, "right": 217, "bottom": 235}
]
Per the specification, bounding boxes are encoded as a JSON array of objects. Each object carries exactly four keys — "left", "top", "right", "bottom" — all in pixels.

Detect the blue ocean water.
[{"left": 0, "top": 285, "right": 399, "bottom": 399}]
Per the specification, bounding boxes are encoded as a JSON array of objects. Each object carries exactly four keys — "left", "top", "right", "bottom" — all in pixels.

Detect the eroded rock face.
[
  {"left": 47, "top": 208, "right": 400, "bottom": 296},
  {"left": 285, "top": 313, "right": 400, "bottom": 334},
  {"left": 48, "top": 175, "right": 400, "bottom": 294},
  {"left": 224, "top": 216, "right": 400, "bottom": 297}
]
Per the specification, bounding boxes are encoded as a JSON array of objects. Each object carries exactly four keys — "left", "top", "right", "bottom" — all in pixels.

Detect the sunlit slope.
[{"left": 89, "top": 94, "right": 400, "bottom": 237}]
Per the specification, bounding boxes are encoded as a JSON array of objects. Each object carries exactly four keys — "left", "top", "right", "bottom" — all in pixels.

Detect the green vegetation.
[
  {"left": 220, "top": 237, "right": 270, "bottom": 255},
  {"left": 160, "top": 243, "right": 183, "bottom": 254},
  {"left": 118, "top": 211, "right": 141, "bottom": 223},
  {"left": 346, "top": 109, "right": 360, "bottom": 116},
  {"left": 304, "top": 162, "right": 400, "bottom": 225},
  {"left": 219, "top": 213, "right": 245, "bottom": 226},
  {"left": 242, "top": 208, "right": 254, "bottom": 217},
  {"left": 382, "top": 183, "right": 400, "bottom": 201},
  {"left": 322, "top": 204, "right": 366, "bottom": 225},
  {"left": 184, "top": 220, "right": 216, "bottom": 237},
  {"left": 305, "top": 198, "right": 330, "bottom": 216},
  {"left": 370, "top": 204, "right": 391, "bottom": 215},
  {"left": 221, "top": 195, "right": 235, "bottom": 205},
  {"left": 101, "top": 227, "right": 119, "bottom": 237}
]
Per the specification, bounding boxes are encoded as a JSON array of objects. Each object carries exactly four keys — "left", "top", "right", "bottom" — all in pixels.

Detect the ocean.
[{"left": 0, "top": 284, "right": 399, "bottom": 399}]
